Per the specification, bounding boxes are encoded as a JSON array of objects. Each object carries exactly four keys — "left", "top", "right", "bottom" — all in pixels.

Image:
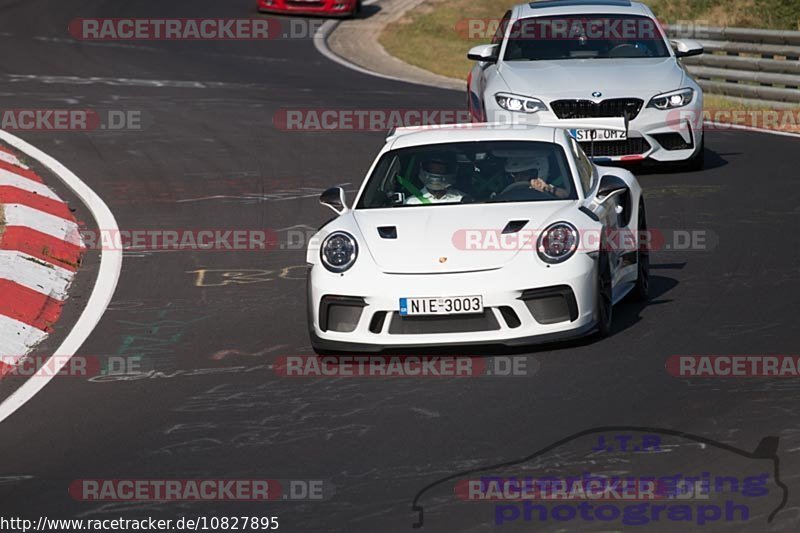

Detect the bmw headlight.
[
  {"left": 321, "top": 231, "right": 358, "bottom": 273},
  {"left": 537, "top": 222, "right": 579, "bottom": 264},
  {"left": 647, "top": 88, "right": 694, "bottom": 110},
  {"left": 495, "top": 93, "right": 547, "bottom": 113}
]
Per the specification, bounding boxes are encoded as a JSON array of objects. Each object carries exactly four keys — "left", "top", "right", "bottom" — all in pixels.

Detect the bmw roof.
[
  {"left": 519, "top": 0, "right": 649, "bottom": 17},
  {"left": 529, "top": 0, "right": 631, "bottom": 8}
]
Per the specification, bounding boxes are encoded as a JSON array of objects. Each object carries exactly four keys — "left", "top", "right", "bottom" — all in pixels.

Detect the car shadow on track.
[
  {"left": 356, "top": 4, "right": 381, "bottom": 20},
  {"left": 605, "top": 146, "right": 730, "bottom": 175}
]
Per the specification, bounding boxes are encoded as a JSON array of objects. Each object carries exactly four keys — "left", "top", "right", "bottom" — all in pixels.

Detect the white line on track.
[{"left": 0, "top": 130, "right": 122, "bottom": 425}]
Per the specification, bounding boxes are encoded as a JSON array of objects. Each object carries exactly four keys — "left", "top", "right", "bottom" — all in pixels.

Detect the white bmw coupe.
[
  {"left": 306, "top": 120, "right": 649, "bottom": 353},
  {"left": 467, "top": 0, "right": 705, "bottom": 169}
]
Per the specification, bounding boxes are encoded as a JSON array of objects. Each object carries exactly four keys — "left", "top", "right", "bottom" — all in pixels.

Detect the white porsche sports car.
[
  {"left": 467, "top": 0, "right": 705, "bottom": 169},
  {"left": 306, "top": 120, "right": 649, "bottom": 353}
]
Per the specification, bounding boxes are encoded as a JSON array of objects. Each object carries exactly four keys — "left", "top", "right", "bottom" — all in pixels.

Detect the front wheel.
[{"left": 595, "top": 248, "right": 613, "bottom": 338}]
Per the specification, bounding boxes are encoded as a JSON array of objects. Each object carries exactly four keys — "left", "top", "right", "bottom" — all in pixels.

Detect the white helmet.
[
  {"left": 504, "top": 155, "right": 549, "bottom": 179},
  {"left": 419, "top": 156, "right": 457, "bottom": 191}
]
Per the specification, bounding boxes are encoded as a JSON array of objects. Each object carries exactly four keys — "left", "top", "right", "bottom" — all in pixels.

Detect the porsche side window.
[{"left": 570, "top": 137, "right": 594, "bottom": 195}]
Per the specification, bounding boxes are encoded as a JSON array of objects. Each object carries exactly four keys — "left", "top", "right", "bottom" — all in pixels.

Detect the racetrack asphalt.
[{"left": 0, "top": 1, "right": 799, "bottom": 532}]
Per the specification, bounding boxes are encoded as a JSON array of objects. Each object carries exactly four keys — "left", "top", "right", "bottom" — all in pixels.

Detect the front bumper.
[
  {"left": 308, "top": 254, "right": 599, "bottom": 351},
  {"left": 483, "top": 100, "right": 704, "bottom": 164},
  {"left": 257, "top": 0, "right": 357, "bottom": 16}
]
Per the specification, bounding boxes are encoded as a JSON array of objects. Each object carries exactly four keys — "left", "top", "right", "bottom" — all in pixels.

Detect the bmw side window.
[
  {"left": 492, "top": 11, "right": 511, "bottom": 46},
  {"left": 570, "top": 137, "right": 594, "bottom": 195}
]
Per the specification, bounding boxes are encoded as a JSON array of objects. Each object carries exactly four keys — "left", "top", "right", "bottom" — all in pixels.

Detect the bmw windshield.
[
  {"left": 356, "top": 141, "right": 577, "bottom": 208},
  {"left": 504, "top": 15, "right": 671, "bottom": 61}
]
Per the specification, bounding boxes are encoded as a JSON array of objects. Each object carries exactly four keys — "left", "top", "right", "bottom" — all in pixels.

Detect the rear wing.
[{"left": 386, "top": 123, "right": 484, "bottom": 140}]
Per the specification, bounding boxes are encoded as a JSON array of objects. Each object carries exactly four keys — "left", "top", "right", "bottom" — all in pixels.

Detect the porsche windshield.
[
  {"left": 356, "top": 140, "right": 577, "bottom": 208},
  {"left": 504, "top": 15, "right": 670, "bottom": 61}
]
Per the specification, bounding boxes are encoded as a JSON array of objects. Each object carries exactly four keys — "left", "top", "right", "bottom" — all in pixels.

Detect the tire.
[
  {"left": 595, "top": 248, "right": 613, "bottom": 338},
  {"left": 630, "top": 201, "right": 650, "bottom": 302}
]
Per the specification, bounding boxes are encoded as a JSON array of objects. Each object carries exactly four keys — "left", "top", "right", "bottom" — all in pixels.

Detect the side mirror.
[
  {"left": 320, "top": 186, "right": 348, "bottom": 214},
  {"left": 596, "top": 175, "right": 628, "bottom": 205},
  {"left": 467, "top": 44, "right": 499, "bottom": 63},
  {"left": 672, "top": 39, "right": 704, "bottom": 58}
]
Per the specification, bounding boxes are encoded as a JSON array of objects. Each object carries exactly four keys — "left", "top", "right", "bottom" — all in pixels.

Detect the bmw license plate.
[
  {"left": 399, "top": 296, "right": 483, "bottom": 316},
  {"left": 569, "top": 129, "right": 627, "bottom": 141}
]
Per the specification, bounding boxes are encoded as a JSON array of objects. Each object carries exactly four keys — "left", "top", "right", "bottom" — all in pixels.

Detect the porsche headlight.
[
  {"left": 647, "top": 88, "right": 695, "bottom": 110},
  {"left": 321, "top": 231, "right": 358, "bottom": 273},
  {"left": 495, "top": 93, "right": 547, "bottom": 113},
  {"left": 537, "top": 222, "right": 579, "bottom": 264}
]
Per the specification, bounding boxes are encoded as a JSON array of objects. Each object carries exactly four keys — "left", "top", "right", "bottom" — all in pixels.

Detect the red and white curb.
[
  {"left": 0, "top": 131, "right": 121, "bottom": 424},
  {"left": 0, "top": 146, "right": 85, "bottom": 377}
]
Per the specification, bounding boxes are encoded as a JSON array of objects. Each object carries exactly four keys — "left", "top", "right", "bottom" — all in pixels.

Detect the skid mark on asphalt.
[
  {"left": 2, "top": 74, "right": 260, "bottom": 89},
  {"left": 88, "top": 363, "right": 271, "bottom": 383},
  {"left": 103, "top": 179, "right": 351, "bottom": 205},
  {"left": 644, "top": 185, "right": 724, "bottom": 198},
  {"left": 111, "top": 304, "right": 211, "bottom": 371},
  {"left": 0, "top": 475, "right": 34, "bottom": 485},
  {"left": 144, "top": 381, "right": 384, "bottom": 455},
  {"left": 31, "top": 36, "right": 162, "bottom": 52},
  {"left": 176, "top": 186, "right": 355, "bottom": 204},
  {"left": 144, "top": 378, "right": 487, "bottom": 458},
  {"left": 211, "top": 344, "right": 290, "bottom": 360}
]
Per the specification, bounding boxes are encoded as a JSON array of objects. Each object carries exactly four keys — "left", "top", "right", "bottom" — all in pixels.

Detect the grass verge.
[
  {"left": 379, "top": 0, "right": 800, "bottom": 132},
  {"left": 381, "top": 0, "right": 800, "bottom": 80}
]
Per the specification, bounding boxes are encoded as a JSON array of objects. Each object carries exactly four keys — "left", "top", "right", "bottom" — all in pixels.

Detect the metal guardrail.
[{"left": 666, "top": 25, "right": 800, "bottom": 106}]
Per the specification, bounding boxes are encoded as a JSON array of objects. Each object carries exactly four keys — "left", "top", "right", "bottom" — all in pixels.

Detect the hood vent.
[
  {"left": 378, "top": 226, "right": 397, "bottom": 239},
  {"left": 502, "top": 220, "right": 529, "bottom": 234}
]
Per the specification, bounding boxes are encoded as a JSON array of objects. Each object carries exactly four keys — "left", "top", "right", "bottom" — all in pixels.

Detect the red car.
[{"left": 257, "top": 0, "right": 360, "bottom": 17}]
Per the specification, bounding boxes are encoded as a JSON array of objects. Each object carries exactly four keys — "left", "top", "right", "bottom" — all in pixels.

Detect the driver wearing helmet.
[
  {"left": 504, "top": 154, "right": 569, "bottom": 199},
  {"left": 404, "top": 155, "right": 466, "bottom": 204}
]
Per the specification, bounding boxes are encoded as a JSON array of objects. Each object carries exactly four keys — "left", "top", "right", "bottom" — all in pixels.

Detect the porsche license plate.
[
  {"left": 569, "top": 128, "right": 627, "bottom": 141},
  {"left": 399, "top": 296, "right": 483, "bottom": 316}
]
